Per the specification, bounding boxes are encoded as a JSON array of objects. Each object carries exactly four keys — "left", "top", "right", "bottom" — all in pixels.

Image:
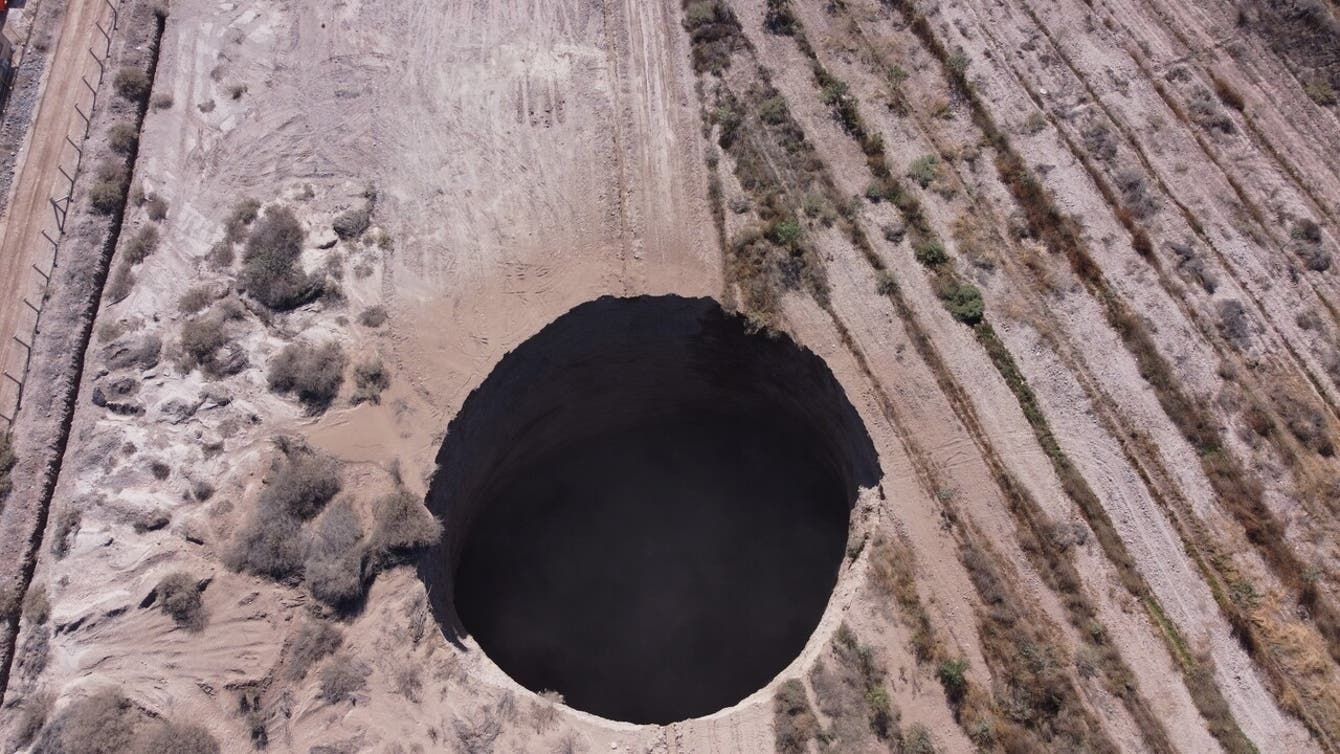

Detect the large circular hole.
[{"left": 422, "top": 296, "right": 880, "bottom": 724}]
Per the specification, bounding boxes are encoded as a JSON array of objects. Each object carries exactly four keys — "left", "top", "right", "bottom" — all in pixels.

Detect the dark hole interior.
[{"left": 421, "top": 296, "right": 880, "bottom": 724}]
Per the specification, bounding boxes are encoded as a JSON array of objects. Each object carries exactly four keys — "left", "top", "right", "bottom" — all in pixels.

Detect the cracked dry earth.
[{"left": 2, "top": 0, "right": 1340, "bottom": 752}]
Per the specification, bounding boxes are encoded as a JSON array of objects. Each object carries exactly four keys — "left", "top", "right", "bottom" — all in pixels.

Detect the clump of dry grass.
[
  {"left": 153, "top": 571, "right": 206, "bottom": 631},
  {"left": 772, "top": 679, "right": 818, "bottom": 754}
]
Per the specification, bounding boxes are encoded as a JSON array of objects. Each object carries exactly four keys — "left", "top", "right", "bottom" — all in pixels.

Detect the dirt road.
[{"left": 0, "top": 0, "right": 109, "bottom": 418}]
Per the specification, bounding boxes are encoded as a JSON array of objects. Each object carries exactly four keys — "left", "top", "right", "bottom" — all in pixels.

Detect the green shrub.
[
  {"left": 241, "top": 206, "right": 322, "bottom": 310},
  {"left": 937, "top": 657, "right": 969, "bottom": 704},
  {"left": 268, "top": 341, "right": 346, "bottom": 411},
  {"left": 154, "top": 571, "right": 205, "bottom": 631},
  {"left": 939, "top": 281, "right": 984, "bottom": 325},
  {"left": 769, "top": 217, "right": 803, "bottom": 246},
  {"left": 122, "top": 225, "right": 159, "bottom": 265},
  {"left": 351, "top": 358, "right": 389, "bottom": 405},
  {"left": 113, "top": 67, "right": 151, "bottom": 102},
  {"left": 907, "top": 154, "right": 939, "bottom": 188},
  {"left": 759, "top": 95, "right": 789, "bottom": 125},
  {"left": 913, "top": 238, "right": 948, "bottom": 266}
]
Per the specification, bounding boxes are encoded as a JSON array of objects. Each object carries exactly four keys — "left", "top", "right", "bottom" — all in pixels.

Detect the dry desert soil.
[{"left": 1, "top": 0, "right": 1340, "bottom": 752}]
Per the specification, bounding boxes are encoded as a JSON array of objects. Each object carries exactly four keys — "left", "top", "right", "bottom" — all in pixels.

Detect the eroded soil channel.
[{"left": 424, "top": 295, "right": 879, "bottom": 724}]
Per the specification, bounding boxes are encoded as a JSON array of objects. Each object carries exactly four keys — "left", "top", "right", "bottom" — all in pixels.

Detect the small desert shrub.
[
  {"left": 227, "top": 83, "right": 247, "bottom": 99},
  {"left": 154, "top": 571, "right": 205, "bottom": 631},
  {"left": 1115, "top": 166, "right": 1157, "bottom": 219},
  {"left": 122, "top": 225, "right": 159, "bottom": 265},
  {"left": 227, "top": 501, "right": 304, "bottom": 581},
  {"left": 1081, "top": 122, "right": 1116, "bottom": 161},
  {"left": 259, "top": 452, "right": 341, "bottom": 520},
  {"left": 268, "top": 341, "right": 346, "bottom": 410},
  {"left": 305, "top": 498, "right": 366, "bottom": 608},
  {"left": 352, "top": 358, "right": 390, "bottom": 405},
  {"left": 145, "top": 193, "right": 169, "bottom": 221},
  {"left": 938, "top": 280, "right": 984, "bottom": 325},
  {"left": 1187, "top": 88, "right": 1234, "bottom": 133},
  {"left": 332, "top": 206, "right": 371, "bottom": 240},
  {"left": 89, "top": 160, "right": 129, "bottom": 214},
  {"left": 907, "top": 154, "right": 939, "bottom": 188},
  {"left": 178, "top": 316, "right": 230, "bottom": 374},
  {"left": 1291, "top": 218, "right": 1322, "bottom": 244},
  {"left": 105, "top": 265, "right": 134, "bottom": 302},
  {"left": 108, "top": 122, "right": 139, "bottom": 154},
  {"left": 1217, "top": 299, "right": 1250, "bottom": 348},
  {"left": 23, "top": 584, "right": 50, "bottom": 624},
  {"left": 32, "top": 688, "right": 141, "bottom": 754},
  {"left": 151, "top": 93, "right": 174, "bottom": 110},
  {"left": 113, "top": 67, "right": 151, "bottom": 102},
  {"left": 137, "top": 721, "right": 220, "bottom": 754},
  {"left": 759, "top": 95, "right": 789, "bottom": 125},
  {"left": 875, "top": 269, "right": 898, "bottom": 295},
  {"left": 903, "top": 724, "right": 937, "bottom": 754},
  {"left": 1305, "top": 78, "right": 1337, "bottom": 106},
  {"left": 225, "top": 198, "right": 261, "bottom": 243},
  {"left": 319, "top": 654, "right": 368, "bottom": 703},
  {"left": 241, "top": 206, "right": 322, "bottom": 310},
  {"left": 10, "top": 692, "right": 53, "bottom": 751},
  {"left": 369, "top": 489, "right": 442, "bottom": 564},
  {"left": 358, "top": 305, "right": 388, "bottom": 327},
  {"left": 913, "top": 238, "right": 948, "bottom": 266},
  {"left": 49, "top": 508, "right": 81, "bottom": 559},
  {"left": 937, "top": 657, "right": 969, "bottom": 705},
  {"left": 0, "top": 431, "right": 14, "bottom": 501},
  {"left": 285, "top": 619, "right": 343, "bottom": 680},
  {"left": 177, "top": 286, "right": 213, "bottom": 315},
  {"left": 772, "top": 679, "right": 818, "bottom": 754}
]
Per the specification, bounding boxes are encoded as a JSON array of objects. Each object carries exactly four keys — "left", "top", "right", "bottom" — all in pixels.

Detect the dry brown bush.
[
  {"left": 772, "top": 679, "right": 817, "bottom": 754},
  {"left": 305, "top": 498, "right": 366, "bottom": 608},
  {"left": 113, "top": 67, "right": 151, "bottom": 102},
  {"left": 285, "top": 618, "right": 344, "bottom": 680},
  {"left": 352, "top": 358, "right": 390, "bottom": 405},
  {"left": 369, "top": 489, "right": 442, "bottom": 564},
  {"left": 0, "top": 431, "right": 14, "bottom": 502},
  {"left": 154, "top": 571, "right": 206, "bottom": 631},
  {"left": 319, "top": 653, "right": 368, "bottom": 703},
  {"left": 241, "top": 206, "right": 323, "bottom": 310},
  {"left": 49, "top": 507, "right": 81, "bottom": 559},
  {"left": 268, "top": 341, "right": 346, "bottom": 411},
  {"left": 358, "top": 305, "right": 388, "bottom": 327}
]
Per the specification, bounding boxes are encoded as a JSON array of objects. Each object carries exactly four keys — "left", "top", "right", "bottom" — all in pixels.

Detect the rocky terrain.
[{"left": 0, "top": 0, "right": 1338, "bottom": 752}]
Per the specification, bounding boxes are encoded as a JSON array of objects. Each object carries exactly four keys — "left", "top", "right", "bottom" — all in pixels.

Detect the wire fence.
[{"left": 0, "top": 0, "right": 118, "bottom": 427}]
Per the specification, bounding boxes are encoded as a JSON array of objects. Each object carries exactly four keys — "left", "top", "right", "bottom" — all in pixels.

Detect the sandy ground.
[
  {"left": 2, "top": 0, "right": 1339, "bottom": 751},
  {"left": 0, "top": 0, "right": 108, "bottom": 418}
]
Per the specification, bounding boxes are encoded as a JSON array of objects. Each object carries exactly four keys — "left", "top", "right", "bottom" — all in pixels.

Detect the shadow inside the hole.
[{"left": 418, "top": 295, "right": 882, "bottom": 723}]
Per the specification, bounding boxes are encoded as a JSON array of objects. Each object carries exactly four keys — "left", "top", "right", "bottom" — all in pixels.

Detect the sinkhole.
[{"left": 421, "top": 295, "right": 880, "bottom": 724}]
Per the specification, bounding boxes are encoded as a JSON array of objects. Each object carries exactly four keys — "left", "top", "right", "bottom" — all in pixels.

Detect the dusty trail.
[{"left": 0, "top": 0, "right": 109, "bottom": 417}]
